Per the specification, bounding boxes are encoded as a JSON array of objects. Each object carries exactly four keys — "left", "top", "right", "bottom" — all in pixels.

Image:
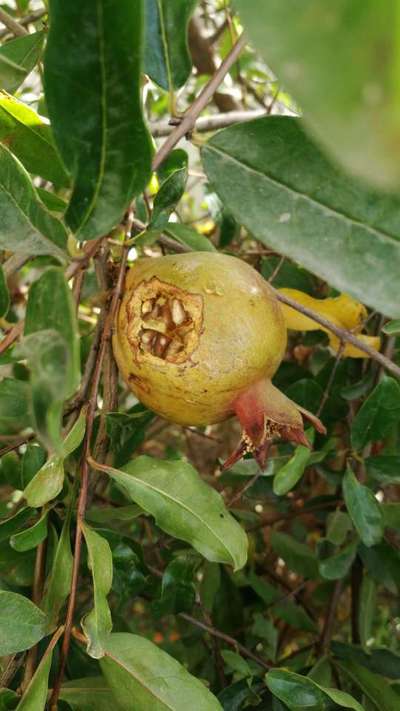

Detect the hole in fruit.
[{"left": 125, "top": 277, "right": 203, "bottom": 364}]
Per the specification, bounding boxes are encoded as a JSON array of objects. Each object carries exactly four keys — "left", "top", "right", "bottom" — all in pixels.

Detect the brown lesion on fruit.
[{"left": 125, "top": 277, "right": 203, "bottom": 365}]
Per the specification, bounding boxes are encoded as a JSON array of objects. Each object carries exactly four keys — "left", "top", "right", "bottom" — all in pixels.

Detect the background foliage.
[{"left": 0, "top": 1, "right": 399, "bottom": 709}]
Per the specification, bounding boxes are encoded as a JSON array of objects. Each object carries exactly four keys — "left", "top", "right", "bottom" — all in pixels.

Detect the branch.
[
  {"left": 0, "top": 8, "right": 28, "bottom": 36},
  {"left": 49, "top": 244, "right": 129, "bottom": 709},
  {"left": 150, "top": 109, "right": 266, "bottom": 137},
  {"left": 179, "top": 612, "right": 270, "bottom": 671},
  {"left": 274, "top": 289, "right": 400, "bottom": 379},
  {"left": 152, "top": 32, "right": 247, "bottom": 170}
]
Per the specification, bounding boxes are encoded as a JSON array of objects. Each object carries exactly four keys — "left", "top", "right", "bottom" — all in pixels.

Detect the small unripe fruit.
[{"left": 113, "top": 253, "right": 324, "bottom": 468}]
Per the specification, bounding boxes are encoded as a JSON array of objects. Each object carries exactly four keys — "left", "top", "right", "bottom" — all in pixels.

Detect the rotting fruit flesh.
[{"left": 113, "top": 253, "right": 325, "bottom": 469}]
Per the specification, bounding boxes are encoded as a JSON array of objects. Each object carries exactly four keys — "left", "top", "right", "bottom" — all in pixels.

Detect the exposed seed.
[
  {"left": 154, "top": 334, "right": 168, "bottom": 358},
  {"left": 141, "top": 300, "right": 153, "bottom": 315},
  {"left": 171, "top": 299, "right": 186, "bottom": 325},
  {"left": 141, "top": 330, "right": 155, "bottom": 344},
  {"left": 165, "top": 339, "right": 183, "bottom": 359}
]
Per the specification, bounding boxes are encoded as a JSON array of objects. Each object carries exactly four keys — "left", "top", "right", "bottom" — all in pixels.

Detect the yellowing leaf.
[{"left": 278, "top": 288, "right": 380, "bottom": 358}]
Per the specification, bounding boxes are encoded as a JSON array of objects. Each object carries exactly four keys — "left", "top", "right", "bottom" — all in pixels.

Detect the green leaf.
[
  {"left": 332, "top": 641, "right": 400, "bottom": 680},
  {"left": 0, "top": 540, "right": 35, "bottom": 587},
  {"left": 62, "top": 408, "right": 87, "bottom": 457},
  {"left": 0, "top": 96, "right": 70, "bottom": 187},
  {"left": 319, "top": 540, "right": 358, "bottom": 580},
  {"left": 25, "top": 267, "right": 80, "bottom": 399},
  {"left": 10, "top": 509, "right": 48, "bottom": 552},
  {"left": 273, "top": 431, "right": 313, "bottom": 496},
  {"left": 41, "top": 512, "right": 73, "bottom": 628},
  {"left": 36, "top": 187, "right": 67, "bottom": 214},
  {"left": 270, "top": 531, "right": 319, "bottom": 579},
  {"left": 351, "top": 377, "right": 400, "bottom": 450},
  {"left": 164, "top": 223, "right": 217, "bottom": 252},
  {"left": 266, "top": 668, "right": 364, "bottom": 711},
  {"left": 247, "top": 572, "right": 317, "bottom": 633},
  {"left": 366, "top": 456, "right": 400, "bottom": 485},
  {"left": 59, "top": 677, "right": 117, "bottom": 711},
  {"left": 326, "top": 511, "right": 352, "bottom": 546},
  {"left": 0, "top": 507, "right": 33, "bottom": 543},
  {"left": 382, "top": 319, "right": 400, "bottom": 336},
  {"left": 251, "top": 614, "right": 278, "bottom": 662},
  {"left": 16, "top": 331, "right": 70, "bottom": 453},
  {"left": 0, "top": 263, "right": 9, "bottom": 317},
  {"left": 23, "top": 410, "right": 85, "bottom": 503},
  {"left": 81, "top": 524, "right": 113, "bottom": 659},
  {"left": 153, "top": 555, "right": 196, "bottom": 616},
  {"left": 359, "top": 574, "right": 376, "bottom": 649},
  {"left": 221, "top": 650, "right": 252, "bottom": 679},
  {"left": 106, "top": 408, "right": 154, "bottom": 468},
  {"left": 202, "top": 117, "right": 400, "bottom": 318},
  {"left": 0, "top": 591, "right": 47, "bottom": 655},
  {"left": 44, "top": 0, "right": 152, "bottom": 240},
  {"left": 0, "top": 377, "right": 31, "bottom": 434},
  {"left": 99, "top": 455, "right": 248, "bottom": 570},
  {"left": 21, "top": 444, "right": 47, "bottom": 488},
  {"left": 151, "top": 151, "right": 188, "bottom": 228},
  {"left": 23, "top": 455, "right": 64, "bottom": 507},
  {"left": 15, "top": 629, "right": 61, "bottom": 711},
  {"left": 144, "top": 0, "right": 197, "bottom": 90},
  {"left": 381, "top": 503, "right": 400, "bottom": 530},
  {"left": 0, "top": 144, "right": 67, "bottom": 257},
  {"left": 100, "top": 632, "right": 223, "bottom": 710},
  {"left": 235, "top": 2, "right": 400, "bottom": 190},
  {"left": 266, "top": 669, "right": 325, "bottom": 710},
  {"left": 336, "top": 660, "right": 399, "bottom": 711},
  {"left": 342, "top": 467, "right": 383, "bottom": 547},
  {"left": 0, "top": 53, "right": 25, "bottom": 92},
  {"left": 0, "top": 32, "right": 44, "bottom": 93}
]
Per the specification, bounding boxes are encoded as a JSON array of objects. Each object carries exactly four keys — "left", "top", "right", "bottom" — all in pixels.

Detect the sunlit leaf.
[
  {"left": 81, "top": 524, "right": 113, "bottom": 659},
  {"left": 0, "top": 32, "right": 44, "bottom": 93},
  {"left": 98, "top": 455, "right": 248, "bottom": 570},
  {"left": 0, "top": 144, "right": 67, "bottom": 257},
  {"left": 101, "top": 632, "right": 223, "bottom": 710}
]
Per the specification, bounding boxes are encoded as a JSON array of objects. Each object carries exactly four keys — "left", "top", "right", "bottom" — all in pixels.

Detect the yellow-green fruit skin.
[{"left": 113, "top": 252, "right": 287, "bottom": 426}]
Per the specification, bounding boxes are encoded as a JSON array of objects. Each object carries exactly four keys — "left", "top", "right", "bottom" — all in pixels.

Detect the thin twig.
[
  {"left": 0, "top": 320, "right": 23, "bottom": 356},
  {"left": 152, "top": 32, "right": 247, "bottom": 170},
  {"left": 0, "top": 8, "right": 46, "bottom": 38},
  {"left": 0, "top": 8, "right": 28, "bottom": 36},
  {"left": 21, "top": 537, "right": 47, "bottom": 690},
  {"left": 49, "top": 245, "right": 128, "bottom": 710},
  {"left": 268, "top": 256, "right": 285, "bottom": 283},
  {"left": 228, "top": 469, "right": 264, "bottom": 507},
  {"left": 151, "top": 109, "right": 265, "bottom": 137},
  {"left": 179, "top": 612, "right": 271, "bottom": 671},
  {"left": 274, "top": 289, "right": 400, "bottom": 378},
  {"left": 2, "top": 254, "right": 30, "bottom": 278},
  {"left": 0, "top": 433, "right": 35, "bottom": 458},
  {"left": 318, "top": 579, "right": 344, "bottom": 654},
  {"left": 248, "top": 498, "right": 340, "bottom": 532},
  {"left": 316, "top": 341, "right": 345, "bottom": 418}
]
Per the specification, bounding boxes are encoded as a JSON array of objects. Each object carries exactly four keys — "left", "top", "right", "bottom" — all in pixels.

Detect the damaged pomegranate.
[{"left": 113, "top": 253, "right": 325, "bottom": 469}]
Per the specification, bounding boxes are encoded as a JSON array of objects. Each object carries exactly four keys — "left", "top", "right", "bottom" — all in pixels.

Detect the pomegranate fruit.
[{"left": 113, "top": 253, "right": 325, "bottom": 469}]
